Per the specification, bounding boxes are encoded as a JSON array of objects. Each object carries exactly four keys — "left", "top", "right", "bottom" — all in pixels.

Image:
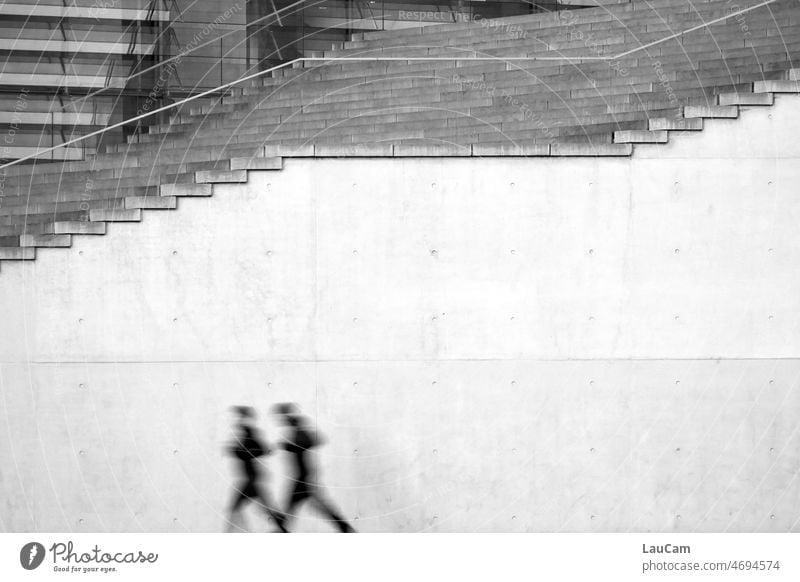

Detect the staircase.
[{"left": 1, "top": 0, "right": 799, "bottom": 267}]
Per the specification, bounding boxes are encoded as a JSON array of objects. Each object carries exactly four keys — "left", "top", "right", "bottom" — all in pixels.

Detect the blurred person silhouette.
[
  {"left": 225, "top": 405, "right": 288, "bottom": 532},
  {"left": 272, "top": 403, "right": 356, "bottom": 532}
]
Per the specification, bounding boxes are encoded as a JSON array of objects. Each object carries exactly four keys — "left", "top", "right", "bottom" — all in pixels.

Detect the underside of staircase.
[{"left": 1, "top": 0, "right": 799, "bottom": 269}]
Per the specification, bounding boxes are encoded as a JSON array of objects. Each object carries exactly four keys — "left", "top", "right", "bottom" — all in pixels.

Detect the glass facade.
[{"left": 245, "top": 0, "right": 559, "bottom": 71}]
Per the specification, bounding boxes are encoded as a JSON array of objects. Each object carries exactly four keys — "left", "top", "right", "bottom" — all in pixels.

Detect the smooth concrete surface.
[{"left": 1, "top": 96, "right": 800, "bottom": 532}]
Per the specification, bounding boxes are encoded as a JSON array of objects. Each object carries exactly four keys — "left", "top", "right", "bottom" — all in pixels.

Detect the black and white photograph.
[{"left": 1, "top": 0, "right": 798, "bottom": 579}]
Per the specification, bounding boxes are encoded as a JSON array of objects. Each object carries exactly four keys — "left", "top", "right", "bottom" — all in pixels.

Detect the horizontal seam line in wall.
[{"left": 3, "top": 357, "right": 800, "bottom": 364}]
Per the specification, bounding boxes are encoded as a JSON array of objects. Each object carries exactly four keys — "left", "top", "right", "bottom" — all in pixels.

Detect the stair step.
[
  {"left": 19, "top": 234, "right": 72, "bottom": 248},
  {"left": 314, "top": 144, "right": 396, "bottom": 157},
  {"left": 718, "top": 92, "right": 774, "bottom": 105},
  {"left": 0, "top": 247, "right": 35, "bottom": 260},
  {"left": 613, "top": 130, "right": 669, "bottom": 144},
  {"left": 550, "top": 143, "right": 633, "bottom": 157},
  {"left": 89, "top": 209, "right": 142, "bottom": 222},
  {"left": 159, "top": 184, "right": 213, "bottom": 197},
  {"left": 51, "top": 221, "right": 107, "bottom": 235},
  {"left": 648, "top": 117, "right": 704, "bottom": 131},
  {"left": 125, "top": 196, "right": 178, "bottom": 210},
  {"left": 195, "top": 170, "right": 248, "bottom": 184},
  {"left": 753, "top": 80, "right": 800, "bottom": 93},
  {"left": 472, "top": 144, "right": 550, "bottom": 156},
  {"left": 393, "top": 144, "right": 472, "bottom": 157},
  {"left": 683, "top": 105, "right": 739, "bottom": 118},
  {"left": 230, "top": 156, "right": 284, "bottom": 170}
]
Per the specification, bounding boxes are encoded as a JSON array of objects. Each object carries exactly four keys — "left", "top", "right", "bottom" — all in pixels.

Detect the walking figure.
[
  {"left": 225, "top": 406, "right": 287, "bottom": 532},
  {"left": 272, "top": 403, "right": 356, "bottom": 532}
]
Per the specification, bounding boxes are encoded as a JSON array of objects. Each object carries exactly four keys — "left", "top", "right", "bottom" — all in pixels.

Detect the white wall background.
[{"left": 1, "top": 95, "right": 799, "bottom": 532}]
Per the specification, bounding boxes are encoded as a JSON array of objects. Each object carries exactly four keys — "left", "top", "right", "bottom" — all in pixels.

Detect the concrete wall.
[{"left": 1, "top": 95, "right": 800, "bottom": 532}]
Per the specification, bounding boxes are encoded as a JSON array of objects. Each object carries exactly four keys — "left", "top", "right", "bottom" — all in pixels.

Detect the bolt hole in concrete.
[
  {"left": 430, "top": 249, "right": 438, "bottom": 256},
  {"left": 78, "top": 318, "right": 84, "bottom": 324},
  {"left": 172, "top": 383, "right": 179, "bottom": 389}
]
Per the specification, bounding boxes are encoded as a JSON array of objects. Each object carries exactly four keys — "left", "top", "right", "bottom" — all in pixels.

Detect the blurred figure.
[
  {"left": 272, "top": 403, "right": 356, "bottom": 532},
  {"left": 225, "top": 406, "right": 287, "bottom": 532}
]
